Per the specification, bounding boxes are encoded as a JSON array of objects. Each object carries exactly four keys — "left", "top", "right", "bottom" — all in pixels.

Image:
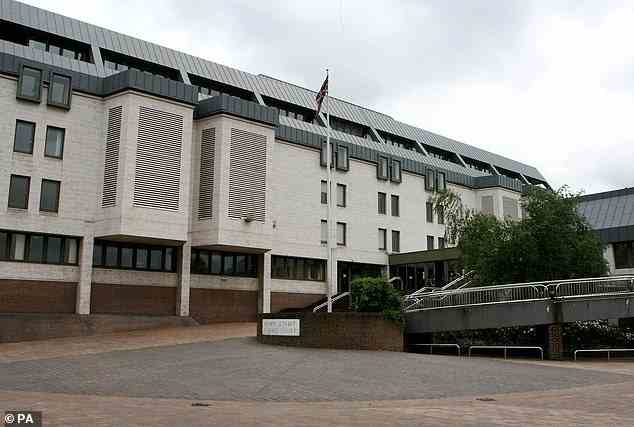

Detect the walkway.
[{"left": 1, "top": 324, "right": 633, "bottom": 425}]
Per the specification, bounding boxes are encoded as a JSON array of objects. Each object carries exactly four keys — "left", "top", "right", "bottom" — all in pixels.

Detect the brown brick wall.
[
  {"left": 258, "top": 312, "right": 404, "bottom": 351},
  {"left": 0, "top": 313, "right": 198, "bottom": 343},
  {"left": 189, "top": 288, "right": 258, "bottom": 323},
  {"left": 0, "top": 280, "right": 76, "bottom": 314},
  {"left": 91, "top": 284, "right": 176, "bottom": 316},
  {"left": 270, "top": 292, "right": 325, "bottom": 313}
]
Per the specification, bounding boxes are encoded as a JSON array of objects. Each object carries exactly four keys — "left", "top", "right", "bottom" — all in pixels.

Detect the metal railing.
[
  {"left": 574, "top": 348, "right": 634, "bottom": 361},
  {"left": 468, "top": 345, "right": 544, "bottom": 360},
  {"left": 411, "top": 343, "right": 461, "bottom": 356},
  {"left": 313, "top": 291, "right": 350, "bottom": 313},
  {"left": 405, "top": 275, "right": 634, "bottom": 313}
]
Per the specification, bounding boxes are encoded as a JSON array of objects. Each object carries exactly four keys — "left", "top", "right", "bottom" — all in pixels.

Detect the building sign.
[{"left": 262, "top": 319, "right": 300, "bottom": 336}]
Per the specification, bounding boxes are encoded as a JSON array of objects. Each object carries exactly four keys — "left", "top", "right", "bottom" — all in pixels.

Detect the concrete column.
[
  {"left": 176, "top": 241, "right": 191, "bottom": 316},
  {"left": 76, "top": 233, "right": 94, "bottom": 315},
  {"left": 258, "top": 251, "right": 271, "bottom": 313}
]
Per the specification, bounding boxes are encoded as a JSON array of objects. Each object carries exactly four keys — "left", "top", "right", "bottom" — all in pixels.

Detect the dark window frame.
[
  {"left": 47, "top": 72, "right": 72, "bottom": 109},
  {"left": 271, "top": 255, "right": 326, "bottom": 282},
  {"left": 0, "top": 229, "right": 79, "bottom": 266},
  {"left": 392, "top": 230, "right": 400, "bottom": 253},
  {"left": 426, "top": 201, "right": 434, "bottom": 223},
  {"left": 335, "top": 144, "right": 349, "bottom": 171},
  {"left": 378, "top": 192, "right": 387, "bottom": 215},
  {"left": 13, "top": 120, "right": 36, "bottom": 154},
  {"left": 436, "top": 171, "right": 447, "bottom": 192},
  {"left": 614, "top": 241, "right": 634, "bottom": 270},
  {"left": 93, "top": 240, "right": 178, "bottom": 273},
  {"left": 44, "top": 126, "right": 65, "bottom": 159},
  {"left": 39, "top": 179, "right": 61, "bottom": 213},
  {"left": 377, "top": 156, "right": 389, "bottom": 180},
  {"left": 425, "top": 169, "right": 435, "bottom": 191},
  {"left": 378, "top": 228, "right": 387, "bottom": 251},
  {"left": 336, "top": 222, "right": 347, "bottom": 246},
  {"left": 320, "top": 180, "right": 328, "bottom": 204},
  {"left": 8, "top": 174, "right": 30, "bottom": 210},
  {"left": 391, "top": 194, "right": 400, "bottom": 217},
  {"left": 336, "top": 183, "right": 347, "bottom": 207},
  {"left": 190, "top": 248, "right": 257, "bottom": 277},
  {"left": 320, "top": 219, "right": 328, "bottom": 244},
  {"left": 427, "top": 235, "right": 435, "bottom": 251},
  {"left": 16, "top": 64, "right": 43, "bottom": 103},
  {"left": 390, "top": 159, "right": 402, "bottom": 183}
]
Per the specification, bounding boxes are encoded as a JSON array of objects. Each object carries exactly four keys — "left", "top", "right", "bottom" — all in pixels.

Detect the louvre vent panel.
[
  {"left": 198, "top": 128, "right": 216, "bottom": 220},
  {"left": 133, "top": 106, "right": 183, "bottom": 210},
  {"left": 102, "top": 106, "right": 123, "bottom": 207},
  {"left": 228, "top": 128, "right": 267, "bottom": 222}
]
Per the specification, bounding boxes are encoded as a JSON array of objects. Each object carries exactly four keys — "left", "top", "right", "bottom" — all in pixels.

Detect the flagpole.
[{"left": 325, "top": 68, "right": 333, "bottom": 313}]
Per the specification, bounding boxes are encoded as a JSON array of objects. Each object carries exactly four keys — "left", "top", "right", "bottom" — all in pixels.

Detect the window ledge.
[
  {"left": 6, "top": 207, "right": 29, "bottom": 214},
  {"left": 39, "top": 211, "right": 59, "bottom": 217}
]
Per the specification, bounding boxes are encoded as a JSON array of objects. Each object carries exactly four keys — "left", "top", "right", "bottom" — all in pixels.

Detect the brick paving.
[{"left": 0, "top": 325, "right": 633, "bottom": 425}]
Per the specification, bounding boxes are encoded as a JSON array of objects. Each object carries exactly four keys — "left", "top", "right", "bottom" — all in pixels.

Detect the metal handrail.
[
  {"left": 574, "top": 348, "right": 634, "bottom": 361},
  {"left": 412, "top": 343, "right": 461, "bottom": 356},
  {"left": 405, "top": 275, "right": 634, "bottom": 312},
  {"left": 313, "top": 291, "right": 350, "bottom": 312},
  {"left": 468, "top": 345, "right": 544, "bottom": 360}
]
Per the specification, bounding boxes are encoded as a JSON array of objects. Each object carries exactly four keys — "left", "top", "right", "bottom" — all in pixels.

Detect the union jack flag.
[{"left": 315, "top": 75, "right": 328, "bottom": 114}]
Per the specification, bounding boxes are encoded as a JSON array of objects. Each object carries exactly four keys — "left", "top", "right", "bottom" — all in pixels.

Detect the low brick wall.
[
  {"left": 0, "top": 313, "right": 198, "bottom": 343},
  {"left": 258, "top": 312, "right": 403, "bottom": 351},
  {"left": 189, "top": 289, "right": 258, "bottom": 323},
  {"left": 0, "top": 280, "right": 76, "bottom": 314}
]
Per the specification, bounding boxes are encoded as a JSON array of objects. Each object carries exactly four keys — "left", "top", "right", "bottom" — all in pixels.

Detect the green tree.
[
  {"left": 350, "top": 277, "right": 403, "bottom": 324},
  {"left": 436, "top": 186, "right": 608, "bottom": 285}
]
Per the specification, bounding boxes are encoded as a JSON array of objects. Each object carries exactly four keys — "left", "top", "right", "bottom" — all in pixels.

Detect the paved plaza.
[{"left": 1, "top": 324, "right": 633, "bottom": 426}]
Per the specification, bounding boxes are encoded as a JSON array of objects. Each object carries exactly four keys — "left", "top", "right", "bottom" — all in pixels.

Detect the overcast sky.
[{"left": 25, "top": 0, "right": 634, "bottom": 193}]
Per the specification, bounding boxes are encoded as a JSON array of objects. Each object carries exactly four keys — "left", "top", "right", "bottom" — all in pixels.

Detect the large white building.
[{"left": 0, "top": 0, "right": 550, "bottom": 322}]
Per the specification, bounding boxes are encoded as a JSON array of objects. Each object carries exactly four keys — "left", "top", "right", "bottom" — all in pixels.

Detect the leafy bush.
[{"left": 350, "top": 277, "right": 404, "bottom": 326}]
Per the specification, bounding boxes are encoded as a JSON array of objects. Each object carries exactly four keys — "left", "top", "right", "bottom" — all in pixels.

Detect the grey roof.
[
  {"left": 578, "top": 188, "right": 634, "bottom": 231},
  {"left": 0, "top": 0, "right": 546, "bottom": 182}
]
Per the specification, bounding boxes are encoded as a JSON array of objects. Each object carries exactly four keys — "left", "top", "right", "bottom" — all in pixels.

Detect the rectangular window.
[
  {"left": 0, "top": 232, "right": 7, "bottom": 260},
  {"left": 614, "top": 241, "right": 634, "bottom": 269},
  {"left": 14, "top": 120, "right": 35, "bottom": 154},
  {"left": 46, "top": 236, "right": 63, "bottom": 264},
  {"left": 426, "top": 201, "right": 434, "bottom": 223},
  {"left": 47, "top": 73, "right": 72, "bottom": 109},
  {"left": 223, "top": 254, "right": 235, "bottom": 275},
  {"left": 17, "top": 65, "right": 42, "bottom": 102},
  {"left": 149, "top": 249, "right": 163, "bottom": 271},
  {"left": 390, "top": 159, "right": 402, "bottom": 183},
  {"left": 235, "top": 255, "right": 247, "bottom": 275},
  {"left": 321, "top": 180, "right": 328, "bottom": 204},
  {"left": 336, "top": 145, "right": 349, "bottom": 171},
  {"left": 437, "top": 172, "right": 447, "bottom": 191},
  {"left": 10, "top": 233, "right": 26, "bottom": 261},
  {"left": 425, "top": 169, "right": 435, "bottom": 191},
  {"left": 164, "top": 248, "right": 175, "bottom": 272},
  {"left": 40, "top": 179, "right": 61, "bottom": 213},
  {"left": 438, "top": 206, "right": 445, "bottom": 224},
  {"left": 105, "top": 245, "right": 118, "bottom": 267},
  {"left": 93, "top": 243, "right": 103, "bottom": 266},
  {"left": 377, "top": 156, "right": 389, "bottom": 180},
  {"left": 45, "top": 126, "right": 65, "bottom": 159},
  {"left": 378, "top": 192, "right": 387, "bottom": 214},
  {"left": 378, "top": 228, "right": 387, "bottom": 250},
  {"left": 336, "top": 184, "right": 346, "bottom": 207},
  {"left": 64, "top": 238, "right": 78, "bottom": 264},
  {"left": 8, "top": 175, "right": 30, "bottom": 209},
  {"left": 438, "top": 237, "right": 446, "bottom": 249},
  {"left": 321, "top": 220, "right": 328, "bottom": 244},
  {"left": 193, "top": 251, "right": 209, "bottom": 273},
  {"left": 427, "top": 236, "right": 435, "bottom": 250},
  {"left": 320, "top": 141, "right": 335, "bottom": 167},
  {"left": 121, "top": 247, "right": 134, "bottom": 268},
  {"left": 136, "top": 248, "right": 148, "bottom": 269},
  {"left": 272, "top": 256, "right": 325, "bottom": 281},
  {"left": 27, "top": 235, "right": 44, "bottom": 262},
  {"left": 391, "top": 195, "right": 400, "bottom": 217},
  {"left": 336, "top": 222, "right": 346, "bottom": 246},
  {"left": 211, "top": 253, "right": 222, "bottom": 274},
  {"left": 392, "top": 230, "right": 400, "bottom": 253}
]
